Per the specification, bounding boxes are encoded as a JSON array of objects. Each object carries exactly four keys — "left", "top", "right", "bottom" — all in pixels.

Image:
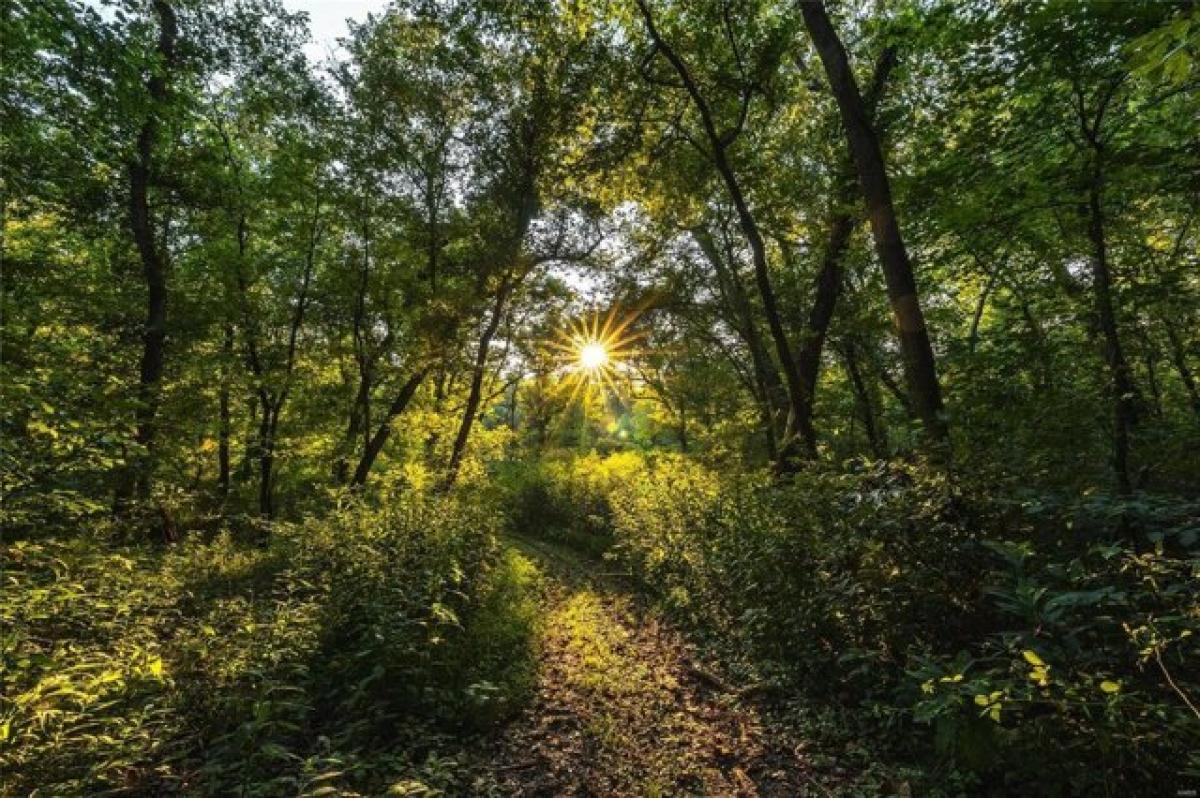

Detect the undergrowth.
[
  {"left": 505, "top": 452, "right": 1200, "bottom": 796},
  {"left": 0, "top": 490, "right": 537, "bottom": 796}
]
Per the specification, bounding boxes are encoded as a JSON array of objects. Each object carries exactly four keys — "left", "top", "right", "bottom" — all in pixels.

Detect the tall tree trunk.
[
  {"left": 635, "top": 0, "right": 815, "bottom": 467},
  {"left": 1070, "top": 74, "right": 1140, "bottom": 493},
  {"left": 216, "top": 117, "right": 251, "bottom": 503},
  {"left": 1085, "top": 170, "right": 1138, "bottom": 493},
  {"left": 800, "top": 0, "right": 948, "bottom": 448},
  {"left": 236, "top": 202, "right": 321, "bottom": 518},
  {"left": 440, "top": 151, "right": 538, "bottom": 488},
  {"left": 350, "top": 368, "right": 428, "bottom": 488},
  {"left": 256, "top": 398, "right": 276, "bottom": 518},
  {"left": 335, "top": 212, "right": 378, "bottom": 484},
  {"left": 114, "top": 0, "right": 178, "bottom": 515},
  {"left": 793, "top": 46, "right": 897, "bottom": 447},
  {"left": 842, "top": 337, "right": 886, "bottom": 458},
  {"left": 793, "top": 213, "right": 852, "bottom": 436},
  {"left": 218, "top": 322, "right": 233, "bottom": 498},
  {"left": 693, "top": 226, "right": 787, "bottom": 441},
  {"left": 335, "top": 376, "right": 370, "bottom": 484},
  {"left": 259, "top": 205, "right": 320, "bottom": 517},
  {"left": 444, "top": 277, "right": 511, "bottom": 488}
]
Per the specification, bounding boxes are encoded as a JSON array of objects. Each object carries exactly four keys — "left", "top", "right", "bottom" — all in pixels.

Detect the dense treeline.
[{"left": 3, "top": 0, "right": 1199, "bottom": 795}]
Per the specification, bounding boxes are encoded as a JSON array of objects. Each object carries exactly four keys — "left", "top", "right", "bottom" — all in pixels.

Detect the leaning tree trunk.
[
  {"left": 793, "top": 46, "right": 897, "bottom": 451},
  {"left": 350, "top": 368, "right": 429, "bottom": 489},
  {"left": 800, "top": 0, "right": 948, "bottom": 448},
  {"left": 441, "top": 162, "right": 539, "bottom": 488},
  {"left": 114, "top": 0, "right": 178, "bottom": 516},
  {"left": 635, "top": 0, "right": 816, "bottom": 467},
  {"left": 444, "top": 276, "right": 512, "bottom": 488},
  {"left": 693, "top": 226, "right": 788, "bottom": 444}
]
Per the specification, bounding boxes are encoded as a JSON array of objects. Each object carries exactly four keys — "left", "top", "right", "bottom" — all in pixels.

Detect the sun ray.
[{"left": 548, "top": 304, "right": 644, "bottom": 405}]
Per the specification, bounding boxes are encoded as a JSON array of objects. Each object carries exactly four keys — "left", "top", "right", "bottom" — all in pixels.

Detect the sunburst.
[{"left": 547, "top": 304, "right": 645, "bottom": 404}]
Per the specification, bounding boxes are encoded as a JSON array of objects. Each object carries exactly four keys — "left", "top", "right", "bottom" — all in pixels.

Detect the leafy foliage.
[
  {"left": 1, "top": 493, "right": 535, "bottom": 795},
  {"left": 4, "top": 0, "right": 1199, "bottom": 793},
  {"left": 516, "top": 453, "right": 1200, "bottom": 794},
  {"left": 497, "top": 451, "right": 647, "bottom": 555}
]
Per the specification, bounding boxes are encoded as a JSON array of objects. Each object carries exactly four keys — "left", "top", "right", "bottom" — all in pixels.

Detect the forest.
[{"left": 3, "top": 0, "right": 1199, "bottom": 794}]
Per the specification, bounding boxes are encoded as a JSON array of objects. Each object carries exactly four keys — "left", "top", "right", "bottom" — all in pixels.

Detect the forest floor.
[{"left": 468, "top": 534, "right": 842, "bottom": 797}]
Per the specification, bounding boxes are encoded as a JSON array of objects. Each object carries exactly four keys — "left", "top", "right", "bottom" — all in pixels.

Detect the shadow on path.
[{"left": 472, "top": 534, "right": 821, "bottom": 797}]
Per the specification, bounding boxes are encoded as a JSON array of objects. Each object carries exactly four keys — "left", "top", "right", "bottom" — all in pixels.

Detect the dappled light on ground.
[{"left": 475, "top": 537, "right": 819, "bottom": 797}]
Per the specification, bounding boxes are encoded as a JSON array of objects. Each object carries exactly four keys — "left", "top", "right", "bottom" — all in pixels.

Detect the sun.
[
  {"left": 578, "top": 341, "right": 609, "bottom": 371},
  {"left": 548, "top": 305, "right": 645, "bottom": 402}
]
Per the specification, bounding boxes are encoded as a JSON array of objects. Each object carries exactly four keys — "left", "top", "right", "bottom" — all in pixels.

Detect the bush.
[
  {"left": 497, "top": 451, "right": 647, "bottom": 555},
  {"left": 600, "top": 455, "right": 1200, "bottom": 794},
  {"left": 0, "top": 490, "right": 537, "bottom": 796}
]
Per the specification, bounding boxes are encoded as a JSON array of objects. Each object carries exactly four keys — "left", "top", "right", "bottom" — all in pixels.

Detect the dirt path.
[{"left": 471, "top": 535, "right": 821, "bottom": 797}]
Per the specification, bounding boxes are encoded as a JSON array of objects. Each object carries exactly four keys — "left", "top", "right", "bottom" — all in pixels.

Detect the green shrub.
[
  {"left": 0, "top": 490, "right": 537, "bottom": 796},
  {"left": 497, "top": 451, "right": 648, "bottom": 555},
  {"left": 906, "top": 532, "right": 1200, "bottom": 794},
  {"left": 602, "top": 455, "right": 1200, "bottom": 794}
]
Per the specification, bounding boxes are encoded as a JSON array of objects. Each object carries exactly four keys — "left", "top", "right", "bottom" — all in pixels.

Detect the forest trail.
[{"left": 472, "top": 534, "right": 819, "bottom": 797}]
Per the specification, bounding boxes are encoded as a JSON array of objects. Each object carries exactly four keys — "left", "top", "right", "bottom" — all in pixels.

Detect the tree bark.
[
  {"left": 255, "top": 204, "right": 321, "bottom": 517},
  {"left": 335, "top": 212, "right": 380, "bottom": 484},
  {"left": 793, "top": 213, "right": 852, "bottom": 429},
  {"left": 444, "top": 276, "right": 512, "bottom": 488},
  {"left": 800, "top": 0, "right": 948, "bottom": 448},
  {"left": 1085, "top": 172, "right": 1137, "bottom": 493},
  {"left": 218, "top": 322, "right": 233, "bottom": 497},
  {"left": 842, "top": 337, "right": 886, "bottom": 458},
  {"left": 1074, "top": 76, "right": 1140, "bottom": 494},
  {"left": 693, "top": 226, "right": 787, "bottom": 441},
  {"left": 350, "top": 368, "right": 428, "bottom": 488},
  {"left": 114, "top": 0, "right": 178, "bottom": 515},
  {"left": 793, "top": 45, "right": 897, "bottom": 449},
  {"left": 335, "top": 375, "right": 370, "bottom": 484},
  {"left": 256, "top": 402, "right": 277, "bottom": 519},
  {"left": 967, "top": 272, "right": 998, "bottom": 355}
]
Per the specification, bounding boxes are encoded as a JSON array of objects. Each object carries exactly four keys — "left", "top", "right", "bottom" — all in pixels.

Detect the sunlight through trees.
[{"left": 4, "top": 0, "right": 1198, "bottom": 793}]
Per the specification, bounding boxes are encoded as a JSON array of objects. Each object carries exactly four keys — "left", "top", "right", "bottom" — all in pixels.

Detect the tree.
[
  {"left": 113, "top": 0, "right": 180, "bottom": 517},
  {"left": 799, "top": 0, "right": 948, "bottom": 448},
  {"left": 633, "top": 0, "right": 820, "bottom": 467}
]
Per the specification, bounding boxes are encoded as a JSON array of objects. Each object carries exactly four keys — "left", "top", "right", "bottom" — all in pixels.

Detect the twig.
[
  {"left": 494, "top": 760, "right": 538, "bottom": 773},
  {"left": 1155, "top": 647, "right": 1200, "bottom": 721}
]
